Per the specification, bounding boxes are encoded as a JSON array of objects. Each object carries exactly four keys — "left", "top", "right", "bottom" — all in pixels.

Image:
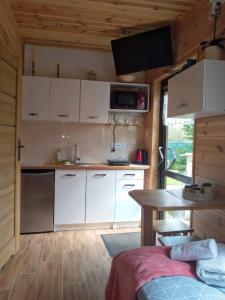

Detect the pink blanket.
[{"left": 105, "top": 246, "right": 196, "bottom": 300}]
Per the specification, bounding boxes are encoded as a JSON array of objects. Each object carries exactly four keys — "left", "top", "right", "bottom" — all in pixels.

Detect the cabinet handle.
[
  {"left": 123, "top": 174, "right": 135, "bottom": 177},
  {"left": 177, "top": 103, "right": 188, "bottom": 109},
  {"left": 63, "top": 174, "right": 77, "bottom": 177},
  {"left": 94, "top": 174, "right": 107, "bottom": 177},
  {"left": 29, "top": 113, "right": 38, "bottom": 116},
  {"left": 123, "top": 184, "right": 135, "bottom": 187},
  {"left": 58, "top": 114, "right": 69, "bottom": 117},
  {"left": 88, "top": 116, "right": 99, "bottom": 119}
]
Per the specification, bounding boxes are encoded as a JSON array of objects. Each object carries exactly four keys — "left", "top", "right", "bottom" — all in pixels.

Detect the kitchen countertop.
[{"left": 21, "top": 163, "right": 150, "bottom": 170}]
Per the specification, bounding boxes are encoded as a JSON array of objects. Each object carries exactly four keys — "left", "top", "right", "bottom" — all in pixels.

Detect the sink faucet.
[{"left": 73, "top": 143, "right": 80, "bottom": 163}]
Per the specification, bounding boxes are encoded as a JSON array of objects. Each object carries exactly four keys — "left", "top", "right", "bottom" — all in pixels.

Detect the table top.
[{"left": 129, "top": 189, "right": 225, "bottom": 211}]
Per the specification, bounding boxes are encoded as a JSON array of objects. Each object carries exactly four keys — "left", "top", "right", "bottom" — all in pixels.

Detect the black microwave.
[{"left": 110, "top": 90, "right": 146, "bottom": 110}]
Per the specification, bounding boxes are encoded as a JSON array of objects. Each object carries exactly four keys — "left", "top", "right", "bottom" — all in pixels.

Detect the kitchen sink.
[{"left": 55, "top": 161, "right": 93, "bottom": 166}]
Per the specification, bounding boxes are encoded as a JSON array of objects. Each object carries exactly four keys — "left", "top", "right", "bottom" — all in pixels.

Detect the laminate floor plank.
[
  {"left": 0, "top": 289, "right": 10, "bottom": 300},
  {"left": 58, "top": 231, "right": 79, "bottom": 252},
  {"left": 0, "top": 228, "right": 140, "bottom": 300},
  {"left": 62, "top": 250, "right": 85, "bottom": 283},
  {"left": 85, "top": 268, "right": 108, "bottom": 300},
  {"left": 36, "top": 261, "right": 63, "bottom": 300},
  {"left": 9, "top": 273, "right": 38, "bottom": 300},
  {"left": 63, "top": 281, "right": 89, "bottom": 300},
  {"left": 0, "top": 251, "right": 24, "bottom": 290},
  {"left": 42, "top": 233, "right": 62, "bottom": 262},
  {"left": 27, "top": 233, "right": 48, "bottom": 246},
  {"left": 19, "top": 244, "right": 43, "bottom": 274},
  {"left": 82, "top": 243, "right": 104, "bottom": 270}
]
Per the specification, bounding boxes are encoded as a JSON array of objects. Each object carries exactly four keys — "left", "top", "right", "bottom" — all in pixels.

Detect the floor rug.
[{"left": 101, "top": 232, "right": 141, "bottom": 257}]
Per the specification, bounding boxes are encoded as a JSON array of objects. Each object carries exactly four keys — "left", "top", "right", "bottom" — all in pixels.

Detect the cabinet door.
[
  {"left": 50, "top": 78, "right": 80, "bottom": 122},
  {"left": 115, "top": 180, "right": 143, "bottom": 222},
  {"left": 168, "top": 62, "right": 204, "bottom": 118},
  {"left": 22, "top": 76, "right": 50, "bottom": 120},
  {"left": 80, "top": 80, "right": 110, "bottom": 124},
  {"left": 86, "top": 171, "right": 116, "bottom": 223},
  {"left": 55, "top": 170, "right": 86, "bottom": 225},
  {"left": 205, "top": 60, "right": 225, "bottom": 113}
]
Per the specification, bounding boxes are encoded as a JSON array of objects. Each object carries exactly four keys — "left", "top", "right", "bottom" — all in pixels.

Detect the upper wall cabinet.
[
  {"left": 22, "top": 76, "right": 50, "bottom": 121},
  {"left": 168, "top": 59, "right": 225, "bottom": 118},
  {"left": 50, "top": 78, "right": 80, "bottom": 122},
  {"left": 80, "top": 80, "right": 110, "bottom": 124}
]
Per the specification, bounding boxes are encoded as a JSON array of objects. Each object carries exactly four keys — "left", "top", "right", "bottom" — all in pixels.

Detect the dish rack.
[{"left": 182, "top": 190, "right": 213, "bottom": 201}]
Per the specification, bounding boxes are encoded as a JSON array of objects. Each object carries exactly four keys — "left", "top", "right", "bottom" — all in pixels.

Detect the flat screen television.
[{"left": 111, "top": 25, "right": 174, "bottom": 75}]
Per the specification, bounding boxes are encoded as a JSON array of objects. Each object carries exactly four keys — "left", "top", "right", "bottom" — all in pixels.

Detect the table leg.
[{"left": 141, "top": 207, "right": 154, "bottom": 246}]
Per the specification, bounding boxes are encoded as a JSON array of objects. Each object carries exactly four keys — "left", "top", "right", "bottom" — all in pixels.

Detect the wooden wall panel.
[
  {"left": 0, "top": 213, "right": 15, "bottom": 253},
  {"left": 0, "top": 0, "right": 21, "bottom": 268},
  {"left": 0, "top": 0, "right": 20, "bottom": 52},
  {"left": 0, "top": 60, "right": 17, "bottom": 98},
  {"left": 0, "top": 93, "right": 16, "bottom": 126},
  {"left": 145, "top": 0, "right": 225, "bottom": 189},
  {"left": 193, "top": 115, "right": 225, "bottom": 240}
]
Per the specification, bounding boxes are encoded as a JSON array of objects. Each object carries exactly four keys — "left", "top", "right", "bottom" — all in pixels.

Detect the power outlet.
[{"left": 111, "top": 143, "right": 126, "bottom": 150}]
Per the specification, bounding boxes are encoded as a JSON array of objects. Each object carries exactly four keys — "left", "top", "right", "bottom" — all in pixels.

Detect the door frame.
[{"left": 158, "top": 80, "right": 193, "bottom": 189}]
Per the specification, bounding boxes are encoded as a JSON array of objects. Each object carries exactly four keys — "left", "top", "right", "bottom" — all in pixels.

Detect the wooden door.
[{"left": 0, "top": 44, "right": 20, "bottom": 268}]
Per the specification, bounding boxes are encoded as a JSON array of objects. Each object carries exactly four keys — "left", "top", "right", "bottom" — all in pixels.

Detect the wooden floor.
[{"left": 0, "top": 228, "right": 139, "bottom": 300}]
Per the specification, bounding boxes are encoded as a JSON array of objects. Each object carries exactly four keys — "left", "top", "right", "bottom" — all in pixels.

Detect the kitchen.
[
  {"left": 0, "top": 0, "right": 225, "bottom": 300},
  {"left": 20, "top": 44, "right": 150, "bottom": 234}
]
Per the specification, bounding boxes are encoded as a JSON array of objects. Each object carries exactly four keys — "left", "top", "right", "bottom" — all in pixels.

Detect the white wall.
[{"left": 24, "top": 44, "right": 145, "bottom": 82}]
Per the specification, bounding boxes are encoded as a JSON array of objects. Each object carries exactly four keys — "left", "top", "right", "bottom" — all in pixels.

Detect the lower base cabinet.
[
  {"left": 54, "top": 170, "right": 86, "bottom": 225},
  {"left": 115, "top": 179, "right": 143, "bottom": 222},
  {"left": 86, "top": 170, "right": 116, "bottom": 223},
  {"left": 54, "top": 169, "right": 144, "bottom": 226}
]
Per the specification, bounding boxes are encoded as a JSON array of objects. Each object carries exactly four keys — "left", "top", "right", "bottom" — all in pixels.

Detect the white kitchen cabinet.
[
  {"left": 54, "top": 170, "right": 86, "bottom": 225},
  {"left": 50, "top": 78, "right": 80, "bottom": 122},
  {"left": 86, "top": 170, "right": 116, "bottom": 223},
  {"left": 80, "top": 80, "right": 110, "bottom": 124},
  {"left": 115, "top": 179, "right": 143, "bottom": 222},
  {"left": 22, "top": 76, "right": 50, "bottom": 121},
  {"left": 168, "top": 59, "right": 225, "bottom": 118}
]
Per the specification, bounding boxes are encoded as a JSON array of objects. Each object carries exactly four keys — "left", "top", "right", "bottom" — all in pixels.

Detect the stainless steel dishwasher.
[{"left": 21, "top": 169, "right": 54, "bottom": 233}]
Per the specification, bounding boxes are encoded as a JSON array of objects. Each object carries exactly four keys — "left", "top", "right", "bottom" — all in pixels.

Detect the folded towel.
[
  {"left": 197, "top": 243, "right": 225, "bottom": 287},
  {"left": 170, "top": 239, "right": 218, "bottom": 261}
]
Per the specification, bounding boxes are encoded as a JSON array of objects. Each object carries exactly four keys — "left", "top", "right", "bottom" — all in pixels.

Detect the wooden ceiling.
[{"left": 10, "top": 0, "right": 200, "bottom": 51}]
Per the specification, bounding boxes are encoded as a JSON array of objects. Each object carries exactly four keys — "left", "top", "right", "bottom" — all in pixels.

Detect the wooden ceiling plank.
[
  {"left": 9, "top": 0, "right": 200, "bottom": 50},
  {"left": 12, "top": 11, "right": 151, "bottom": 29},
  {"left": 10, "top": 0, "right": 186, "bottom": 20},
  {"left": 19, "top": 27, "right": 112, "bottom": 45},
  {"left": 90, "top": 0, "right": 197, "bottom": 13},
  {"left": 11, "top": 3, "right": 170, "bottom": 26},
  {"left": 23, "top": 38, "right": 111, "bottom": 51}
]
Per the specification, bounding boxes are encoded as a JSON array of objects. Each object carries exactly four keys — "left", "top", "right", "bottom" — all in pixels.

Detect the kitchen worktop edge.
[{"left": 21, "top": 163, "right": 150, "bottom": 170}]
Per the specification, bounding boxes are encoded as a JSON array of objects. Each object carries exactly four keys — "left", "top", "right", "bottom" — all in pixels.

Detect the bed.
[{"left": 105, "top": 246, "right": 225, "bottom": 300}]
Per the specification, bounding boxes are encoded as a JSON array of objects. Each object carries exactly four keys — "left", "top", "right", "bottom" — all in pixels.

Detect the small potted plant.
[{"left": 200, "top": 0, "right": 225, "bottom": 59}]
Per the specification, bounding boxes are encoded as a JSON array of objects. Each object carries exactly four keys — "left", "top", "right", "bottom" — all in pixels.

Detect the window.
[{"left": 159, "top": 82, "right": 194, "bottom": 223}]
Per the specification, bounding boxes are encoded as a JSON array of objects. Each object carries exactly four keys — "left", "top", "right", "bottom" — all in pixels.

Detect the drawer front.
[
  {"left": 115, "top": 179, "right": 143, "bottom": 222},
  {"left": 116, "top": 170, "right": 144, "bottom": 180}
]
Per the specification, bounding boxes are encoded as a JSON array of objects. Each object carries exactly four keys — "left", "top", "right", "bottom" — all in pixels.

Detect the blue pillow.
[{"left": 137, "top": 276, "right": 225, "bottom": 300}]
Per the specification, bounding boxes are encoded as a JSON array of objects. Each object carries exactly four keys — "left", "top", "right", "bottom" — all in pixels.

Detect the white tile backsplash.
[{"left": 21, "top": 121, "right": 144, "bottom": 164}]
